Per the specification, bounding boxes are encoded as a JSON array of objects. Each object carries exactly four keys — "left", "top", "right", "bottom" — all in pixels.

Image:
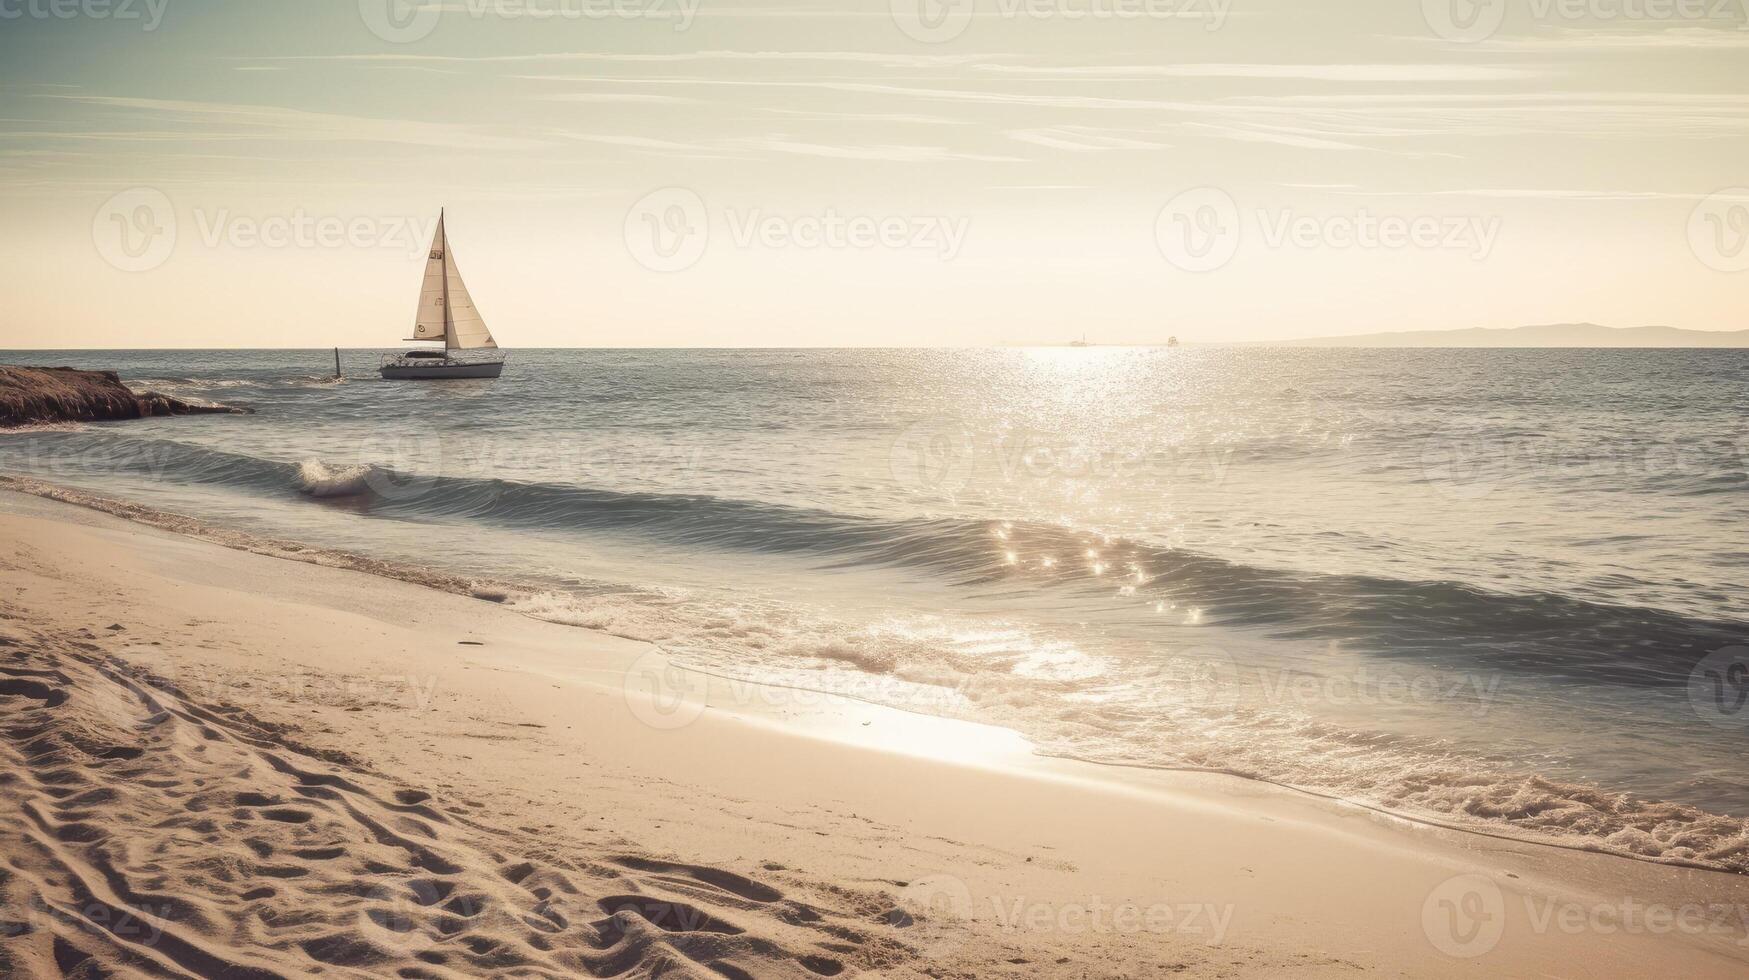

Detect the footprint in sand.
[{"left": 0, "top": 630, "right": 923, "bottom": 979}]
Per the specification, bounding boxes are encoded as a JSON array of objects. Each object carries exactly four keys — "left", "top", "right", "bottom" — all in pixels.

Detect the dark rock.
[{"left": 0, "top": 365, "right": 249, "bottom": 427}]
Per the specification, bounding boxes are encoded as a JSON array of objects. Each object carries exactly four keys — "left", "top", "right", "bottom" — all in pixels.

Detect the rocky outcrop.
[{"left": 0, "top": 365, "right": 247, "bottom": 427}]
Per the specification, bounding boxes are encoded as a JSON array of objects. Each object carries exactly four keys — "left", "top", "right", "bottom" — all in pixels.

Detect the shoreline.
[
  {"left": 4, "top": 473, "right": 1745, "bottom": 879},
  {"left": 1, "top": 487, "right": 1747, "bottom": 976}
]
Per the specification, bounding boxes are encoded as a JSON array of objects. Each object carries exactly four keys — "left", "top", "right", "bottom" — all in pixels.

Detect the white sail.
[
  {"left": 443, "top": 243, "right": 496, "bottom": 350},
  {"left": 405, "top": 211, "right": 497, "bottom": 350},
  {"left": 408, "top": 213, "right": 449, "bottom": 343}
]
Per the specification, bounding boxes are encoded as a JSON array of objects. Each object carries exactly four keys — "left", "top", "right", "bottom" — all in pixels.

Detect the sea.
[{"left": 3, "top": 347, "right": 1745, "bottom": 871}]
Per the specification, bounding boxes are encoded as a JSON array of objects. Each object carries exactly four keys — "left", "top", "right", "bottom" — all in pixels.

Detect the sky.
[{"left": 0, "top": 0, "right": 1745, "bottom": 348}]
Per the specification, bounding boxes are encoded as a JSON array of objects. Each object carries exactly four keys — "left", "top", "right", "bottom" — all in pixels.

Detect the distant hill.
[{"left": 1256, "top": 323, "right": 1749, "bottom": 348}]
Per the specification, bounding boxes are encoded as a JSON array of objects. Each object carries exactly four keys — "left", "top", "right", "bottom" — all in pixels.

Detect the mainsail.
[{"left": 407, "top": 210, "right": 498, "bottom": 350}]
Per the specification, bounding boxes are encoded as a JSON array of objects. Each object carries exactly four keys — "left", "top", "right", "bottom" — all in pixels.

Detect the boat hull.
[{"left": 379, "top": 360, "right": 505, "bottom": 380}]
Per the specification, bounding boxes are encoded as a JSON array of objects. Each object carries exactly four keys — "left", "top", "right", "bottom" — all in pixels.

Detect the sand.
[{"left": 1, "top": 488, "right": 1746, "bottom": 979}]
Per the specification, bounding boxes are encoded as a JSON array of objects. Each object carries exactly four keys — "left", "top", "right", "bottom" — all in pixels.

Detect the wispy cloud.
[
  {"left": 233, "top": 50, "right": 999, "bottom": 68},
  {"left": 736, "top": 137, "right": 1024, "bottom": 162},
  {"left": 1006, "top": 127, "right": 1169, "bottom": 151},
  {"left": 1427, "top": 26, "right": 1749, "bottom": 50},
  {"left": 537, "top": 93, "right": 702, "bottom": 104},
  {"left": 1182, "top": 122, "right": 1378, "bottom": 152},
  {"left": 32, "top": 95, "right": 549, "bottom": 150},
  {"left": 1320, "top": 187, "right": 1749, "bottom": 202},
  {"left": 755, "top": 107, "right": 966, "bottom": 126},
  {"left": 973, "top": 63, "right": 1546, "bottom": 81}
]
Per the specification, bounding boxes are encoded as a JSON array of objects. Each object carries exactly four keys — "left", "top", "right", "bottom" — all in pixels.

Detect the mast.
[{"left": 439, "top": 207, "right": 453, "bottom": 352}]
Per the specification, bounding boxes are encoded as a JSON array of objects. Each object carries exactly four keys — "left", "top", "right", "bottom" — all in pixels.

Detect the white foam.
[
  {"left": 295, "top": 460, "right": 380, "bottom": 498},
  {"left": 0, "top": 421, "right": 88, "bottom": 435}
]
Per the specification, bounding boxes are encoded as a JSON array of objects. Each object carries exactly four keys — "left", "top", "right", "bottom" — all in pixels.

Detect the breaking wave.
[{"left": 295, "top": 459, "right": 381, "bottom": 498}]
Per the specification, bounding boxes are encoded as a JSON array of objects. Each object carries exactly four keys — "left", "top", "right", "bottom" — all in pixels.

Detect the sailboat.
[{"left": 380, "top": 209, "right": 506, "bottom": 380}]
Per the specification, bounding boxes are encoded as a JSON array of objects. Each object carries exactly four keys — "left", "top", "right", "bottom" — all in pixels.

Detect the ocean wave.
[
  {"left": 540, "top": 585, "right": 1749, "bottom": 875},
  {"left": 296, "top": 459, "right": 381, "bottom": 498},
  {"left": 286, "top": 374, "right": 347, "bottom": 388},
  {"left": 127, "top": 377, "right": 264, "bottom": 391},
  {"left": 0, "top": 421, "right": 88, "bottom": 435},
  {"left": 4, "top": 472, "right": 1746, "bottom": 874},
  {"left": 13, "top": 434, "right": 1743, "bottom": 678},
  {"left": 126, "top": 374, "right": 343, "bottom": 393}
]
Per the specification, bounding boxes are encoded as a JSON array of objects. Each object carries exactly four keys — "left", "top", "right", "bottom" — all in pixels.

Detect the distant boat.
[
  {"left": 1068, "top": 333, "right": 1091, "bottom": 347},
  {"left": 1166, "top": 336, "right": 1180, "bottom": 348},
  {"left": 381, "top": 209, "right": 506, "bottom": 380}
]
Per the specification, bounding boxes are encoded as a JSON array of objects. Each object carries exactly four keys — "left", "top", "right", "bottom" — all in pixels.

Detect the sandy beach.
[
  {"left": 6, "top": 0, "right": 1746, "bottom": 973},
  {"left": 0, "top": 486, "right": 1743, "bottom": 978}
]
